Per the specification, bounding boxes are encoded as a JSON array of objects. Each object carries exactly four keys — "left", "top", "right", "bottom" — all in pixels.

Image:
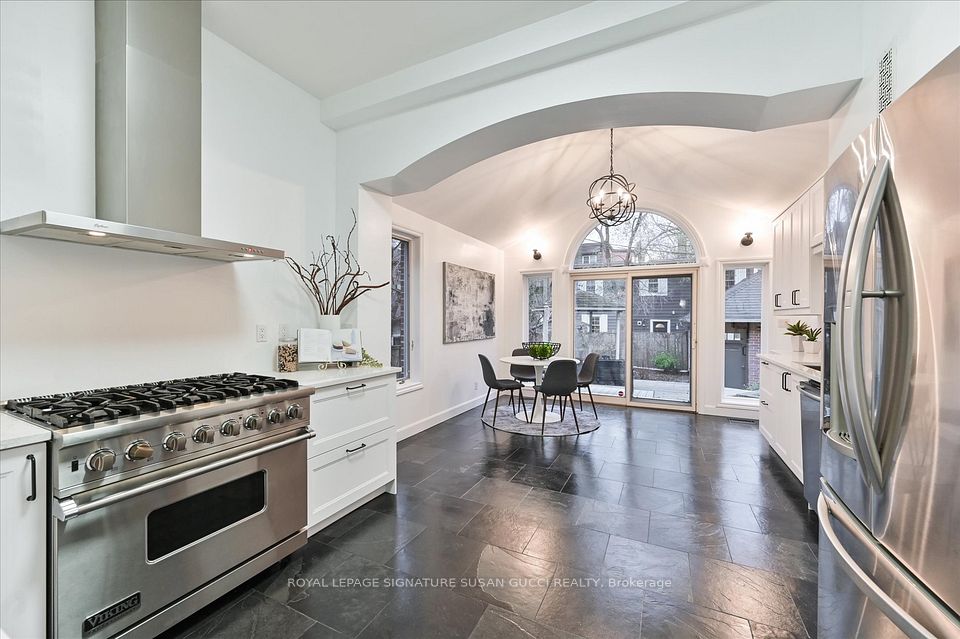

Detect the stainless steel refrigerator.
[{"left": 818, "top": 47, "right": 960, "bottom": 639}]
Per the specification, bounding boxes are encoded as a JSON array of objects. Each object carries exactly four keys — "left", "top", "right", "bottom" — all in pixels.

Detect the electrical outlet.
[
  {"left": 278, "top": 324, "right": 291, "bottom": 341},
  {"left": 256, "top": 324, "right": 267, "bottom": 343},
  {"left": 474, "top": 381, "right": 479, "bottom": 391}
]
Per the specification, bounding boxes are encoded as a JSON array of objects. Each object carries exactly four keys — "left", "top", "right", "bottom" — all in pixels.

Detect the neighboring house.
[{"left": 723, "top": 269, "right": 763, "bottom": 390}]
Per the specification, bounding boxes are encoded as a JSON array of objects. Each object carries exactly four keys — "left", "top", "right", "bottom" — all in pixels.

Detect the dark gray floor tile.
[
  {"left": 298, "top": 622, "right": 345, "bottom": 638},
  {"left": 510, "top": 464, "right": 571, "bottom": 491},
  {"left": 327, "top": 512, "right": 426, "bottom": 563},
  {"left": 601, "top": 449, "right": 682, "bottom": 471},
  {"left": 536, "top": 563, "right": 644, "bottom": 639},
  {"left": 652, "top": 468, "right": 714, "bottom": 497},
  {"left": 602, "top": 535, "right": 692, "bottom": 601},
  {"left": 456, "top": 544, "right": 556, "bottom": 618},
  {"left": 397, "top": 443, "right": 445, "bottom": 464},
  {"left": 647, "top": 512, "right": 730, "bottom": 561},
  {"left": 598, "top": 460, "right": 656, "bottom": 486},
  {"left": 171, "top": 590, "right": 316, "bottom": 639},
  {"left": 468, "top": 607, "right": 582, "bottom": 639},
  {"left": 785, "top": 574, "right": 818, "bottom": 638},
  {"left": 710, "top": 478, "right": 793, "bottom": 511},
  {"left": 682, "top": 494, "right": 762, "bottom": 532},
  {"left": 317, "top": 507, "right": 376, "bottom": 539},
  {"left": 639, "top": 591, "right": 753, "bottom": 639},
  {"left": 401, "top": 492, "right": 486, "bottom": 533},
  {"left": 749, "top": 621, "right": 807, "bottom": 639},
  {"left": 415, "top": 467, "right": 484, "bottom": 498},
  {"left": 285, "top": 555, "right": 406, "bottom": 636},
  {"left": 505, "top": 445, "right": 561, "bottom": 468},
  {"left": 387, "top": 526, "right": 487, "bottom": 578},
  {"left": 619, "top": 484, "right": 686, "bottom": 514},
  {"left": 459, "top": 505, "right": 541, "bottom": 552},
  {"left": 253, "top": 540, "right": 353, "bottom": 604},
  {"left": 751, "top": 504, "right": 820, "bottom": 544},
  {"left": 549, "top": 452, "right": 604, "bottom": 476},
  {"left": 561, "top": 473, "right": 623, "bottom": 504},
  {"left": 688, "top": 557, "right": 806, "bottom": 636},
  {"left": 357, "top": 586, "right": 486, "bottom": 639},
  {"left": 363, "top": 485, "right": 433, "bottom": 518},
  {"left": 723, "top": 528, "right": 818, "bottom": 583},
  {"left": 522, "top": 525, "right": 610, "bottom": 572},
  {"left": 516, "top": 487, "right": 591, "bottom": 528},
  {"left": 575, "top": 499, "right": 651, "bottom": 543},
  {"left": 397, "top": 460, "right": 437, "bottom": 485},
  {"left": 444, "top": 457, "right": 525, "bottom": 480},
  {"left": 462, "top": 477, "right": 532, "bottom": 509}
]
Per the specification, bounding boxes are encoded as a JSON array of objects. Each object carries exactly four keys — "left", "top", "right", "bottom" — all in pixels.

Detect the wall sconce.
[
  {"left": 532, "top": 249, "right": 542, "bottom": 260},
  {"left": 740, "top": 232, "right": 754, "bottom": 247}
]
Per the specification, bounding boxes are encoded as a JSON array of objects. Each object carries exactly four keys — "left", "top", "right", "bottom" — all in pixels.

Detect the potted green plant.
[
  {"left": 784, "top": 320, "right": 811, "bottom": 353},
  {"left": 802, "top": 326, "right": 822, "bottom": 354}
]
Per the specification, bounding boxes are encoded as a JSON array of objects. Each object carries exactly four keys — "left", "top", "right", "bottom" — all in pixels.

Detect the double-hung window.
[
  {"left": 523, "top": 273, "right": 553, "bottom": 342},
  {"left": 391, "top": 236, "right": 412, "bottom": 382}
]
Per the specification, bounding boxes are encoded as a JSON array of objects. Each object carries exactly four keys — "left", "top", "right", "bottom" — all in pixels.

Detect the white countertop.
[
  {"left": 0, "top": 412, "right": 51, "bottom": 451},
  {"left": 266, "top": 366, "right": 402, "bottom": 390},
  {"left": 759, "top": 351, "right": 822, "bottom": 382}
]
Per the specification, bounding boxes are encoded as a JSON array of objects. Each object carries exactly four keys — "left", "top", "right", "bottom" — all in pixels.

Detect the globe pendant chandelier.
[{"left": 586, "top": 128, "right": 637, "bottom": 227}]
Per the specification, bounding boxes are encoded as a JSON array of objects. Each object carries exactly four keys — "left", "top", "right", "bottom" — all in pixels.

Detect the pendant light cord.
[{"left": 609, "top": 128, "right": 615, "bottom": 175}]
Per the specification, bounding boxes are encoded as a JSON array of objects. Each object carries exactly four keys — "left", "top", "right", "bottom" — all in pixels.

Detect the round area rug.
[{"left": 480, "top": 400, "right": 600, "bottom": 436}]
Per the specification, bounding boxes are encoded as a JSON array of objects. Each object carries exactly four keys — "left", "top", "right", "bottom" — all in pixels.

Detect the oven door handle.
[{"left": 54, "top": 429, "right": 315, "bottom": 521}]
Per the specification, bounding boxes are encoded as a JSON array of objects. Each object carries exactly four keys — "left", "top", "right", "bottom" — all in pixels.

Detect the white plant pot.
[
  {"left": 317, "top": 314, "right": 341, "bottom": 330},
  {"left": 791, "top": 335, "right": 805, "bottom": 352},
  {"left": 802, "top": 341, "right": 821, "bottom": 354}
]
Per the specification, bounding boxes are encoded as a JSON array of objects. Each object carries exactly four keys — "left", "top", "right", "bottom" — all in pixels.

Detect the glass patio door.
[
  {"left": 630, "top": 273, "right": 695, "bottom": 407},
  {"left": 573, "top": 277, "right": 627, "bottom": 398}
]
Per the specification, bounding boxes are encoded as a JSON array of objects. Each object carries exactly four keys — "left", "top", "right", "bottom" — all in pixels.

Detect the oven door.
[{"left": 51, "top": 428, "right": 311, "bottom": 639}]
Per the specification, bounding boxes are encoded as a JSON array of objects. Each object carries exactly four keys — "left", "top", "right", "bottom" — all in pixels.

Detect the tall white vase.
[{"left": 317, "top": 314, "right": 341, "bottom": 330}]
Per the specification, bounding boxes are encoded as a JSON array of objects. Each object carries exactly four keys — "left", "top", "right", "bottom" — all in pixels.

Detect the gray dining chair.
[
  {"left": 478, "top": 354, "right": 527, "bottom": 427},
  {"left": 576, "top": 353, "right": 600, "bottom": 418},
  {"left": 531, "top": 359, "right": 579, "bottom": 435}
]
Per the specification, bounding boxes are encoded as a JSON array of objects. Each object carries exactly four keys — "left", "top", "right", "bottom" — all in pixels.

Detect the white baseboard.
[{"left": 396, "top": 393, "right": 486, "bottom": 441}]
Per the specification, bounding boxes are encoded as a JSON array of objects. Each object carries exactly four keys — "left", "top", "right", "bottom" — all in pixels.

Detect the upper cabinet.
[{"left": 773, "top": 178, "right": 824, "bottom": 315}]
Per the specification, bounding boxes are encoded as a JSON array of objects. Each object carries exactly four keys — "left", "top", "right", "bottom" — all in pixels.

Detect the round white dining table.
[{"left": 499, "top": 355, "right": 580, "bottom": 424}]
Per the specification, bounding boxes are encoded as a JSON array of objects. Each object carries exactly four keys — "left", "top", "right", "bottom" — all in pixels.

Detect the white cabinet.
[
  {"left": 758, "top": 360, "right": 804, "bottom": 481},
  {"left": 0, "top": 442, "right": 46, "bottom": 639},
  {"left": 306, "top": 372, "right": 397, "bottom": 533},
  {"left": 773, "top": 177, "right": 824, "bottom": 314}
]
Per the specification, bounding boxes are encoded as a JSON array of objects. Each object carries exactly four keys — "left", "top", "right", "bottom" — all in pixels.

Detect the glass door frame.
[{"left": 569, "top": 266, "right": 698, "bottom": 412}]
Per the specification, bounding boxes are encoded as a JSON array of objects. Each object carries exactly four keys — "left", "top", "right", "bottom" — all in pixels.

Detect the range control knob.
[
  {"left": 286, "top": 403, "right": 303, "bottom": 420},
  {"left": 86, "top": 449, "right": 117, "bottom": 472},
  {"left": 162, "top": 432, "right": 188, "bottom": 452},
  {"left": 125, "top": 440, "right": 154, "bottom": 461},
  {"left": 193, "top": 425, "right": 215, "bottom": 444},
  {"left": 244, "top": 414, "right": 262, "bottom": 431},
  {"left": 220, "top": 419, "right": 240, "bottom": 437},
  {"left": 267, "top": 409, "right": 284, "bottom": 424}
]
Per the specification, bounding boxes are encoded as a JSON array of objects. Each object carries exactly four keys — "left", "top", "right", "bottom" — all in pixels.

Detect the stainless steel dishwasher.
[{"left": 798, "top": 379, "right": 822, "bottom": 510}]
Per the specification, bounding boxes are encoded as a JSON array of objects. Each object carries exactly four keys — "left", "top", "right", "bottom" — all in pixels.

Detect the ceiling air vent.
[{"left": 878, "top": 48, "right": 894, "bottom": 113}]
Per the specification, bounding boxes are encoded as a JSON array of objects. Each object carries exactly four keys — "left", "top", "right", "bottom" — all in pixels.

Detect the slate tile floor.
[{"left": 162, "top": 403, "right": 819, "bottom": 639}]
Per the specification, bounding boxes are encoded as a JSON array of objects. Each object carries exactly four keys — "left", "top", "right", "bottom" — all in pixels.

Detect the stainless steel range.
[{"left": 5, "top": 373, "right": 315, "bottom": 639}]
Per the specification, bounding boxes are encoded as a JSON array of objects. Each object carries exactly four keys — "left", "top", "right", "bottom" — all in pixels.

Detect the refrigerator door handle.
[
  {"left": 838, "top": 156, "right": 915, "bottom": 490},
  {"left": 818, "top": 484, "right": 960, "bottom": 639}
]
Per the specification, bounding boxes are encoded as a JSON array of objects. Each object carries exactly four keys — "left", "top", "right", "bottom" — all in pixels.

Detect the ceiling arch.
[{"left": 365, "top": 82, "right": 857, "bottom": 197}]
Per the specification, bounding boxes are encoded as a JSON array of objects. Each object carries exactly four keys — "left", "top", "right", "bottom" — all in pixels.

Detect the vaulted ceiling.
[{"left": 394, "top": 122, "right": 829, "bottom": 248}]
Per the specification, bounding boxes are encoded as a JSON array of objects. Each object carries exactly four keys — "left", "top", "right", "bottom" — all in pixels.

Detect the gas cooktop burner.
[{"left": 5, "top": 373, "right": 298, "bottom": 429}]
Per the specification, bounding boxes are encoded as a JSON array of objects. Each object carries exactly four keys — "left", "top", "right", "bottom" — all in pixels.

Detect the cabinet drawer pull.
[
  {"left": 774, "top": 293, "right": 782, "bottom": 308},
  {"left": 782, "top": 371, "right": 792, "bottom": 392},
  {"left": 26, "top": 454, "right": 37, "bottom": 502},
  {"left": 760, "top": 400, "right": 769, "bottom": 406},
  {"left": 761, "top": 361, "right": 769, "bottom": 366},
  {"left": 345, "top": 443, "right": 367, "bottom": 454},
  {"left": 791, "top": 289, "right": 800, "bottom": 305},
  {"left": 345, "top": 384, "right": 367, "bottom": 391}
]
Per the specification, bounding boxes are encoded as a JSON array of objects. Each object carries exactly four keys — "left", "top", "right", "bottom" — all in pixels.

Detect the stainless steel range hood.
[{"left": 0, "top": 0, "right": 283, "bottom": 262}]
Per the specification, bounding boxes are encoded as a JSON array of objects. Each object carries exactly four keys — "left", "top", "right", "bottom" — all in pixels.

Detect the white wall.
[
  {"left": 0, "top": 2, "right": 336, "bottom": 398},
  {"left": 501, "top": 189, "right": 772, "bottom": 419},
  {"left": 357, "top": 190, "right": 504, "bottom": 439},
  {"left": 828, "top": 1, "right": 960, "bottom": 160}
]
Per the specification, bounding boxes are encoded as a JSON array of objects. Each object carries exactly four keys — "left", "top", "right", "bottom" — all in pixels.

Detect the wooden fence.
[{"left": 632, "top": 331, "right": 690, "bottom": 371}]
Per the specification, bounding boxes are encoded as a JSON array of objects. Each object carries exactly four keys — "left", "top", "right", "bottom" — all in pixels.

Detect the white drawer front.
[
  {"left": 308, "top": 427, "right": 396, "bottom": 529},
  {"left": 309, "top": 376, "right": 393, "bottom": 457}
]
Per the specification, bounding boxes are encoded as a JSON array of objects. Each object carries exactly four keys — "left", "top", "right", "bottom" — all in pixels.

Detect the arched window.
[{"left": 573, "top": 210, "right": 698, "bottom": 269}]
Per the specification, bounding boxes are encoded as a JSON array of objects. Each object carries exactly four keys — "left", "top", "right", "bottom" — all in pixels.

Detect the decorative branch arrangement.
[{"left": 286, "top": 210, "right": 389, "bottom": 315}]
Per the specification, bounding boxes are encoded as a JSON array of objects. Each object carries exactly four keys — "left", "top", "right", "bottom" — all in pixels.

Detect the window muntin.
[
  {"left": 573, "top": 211, "right": 697, "bottom": 269},
  {"left": 391, "top": 237, "right": 411, "bottom": 381}
]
